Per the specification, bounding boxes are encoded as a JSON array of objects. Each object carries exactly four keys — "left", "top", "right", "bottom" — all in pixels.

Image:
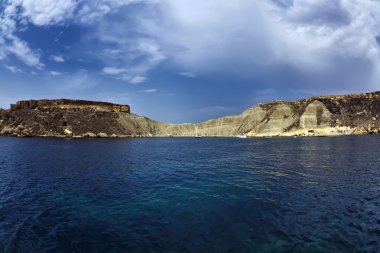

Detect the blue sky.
[{"left": 1, "top": 0, "right": 380, "bottom": 123}]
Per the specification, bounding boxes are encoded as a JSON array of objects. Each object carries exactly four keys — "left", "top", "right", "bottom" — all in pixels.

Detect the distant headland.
[
  {"left": 10, "top": 99, "right": 131, "bottom": 113},
  {"left": 1, "top": 92, "right": 379, "bottom": 138}
]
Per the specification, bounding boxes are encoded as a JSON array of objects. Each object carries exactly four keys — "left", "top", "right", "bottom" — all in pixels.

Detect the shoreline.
[{"left": 0, "top": 131, "right": 378, "bottom": 140}]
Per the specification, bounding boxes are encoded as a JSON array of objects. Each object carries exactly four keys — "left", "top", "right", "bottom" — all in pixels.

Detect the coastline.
[
  {"left": 0, "top": 130, "right": 377, "bottom": 139},
  {"left": 1, "top": 91, "right": 379, "bottom": 139}
]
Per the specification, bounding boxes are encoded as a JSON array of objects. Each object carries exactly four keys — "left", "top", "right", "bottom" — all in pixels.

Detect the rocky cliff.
[
  {"left": 0, "top": 92, "right": 379, "bottom": 138},
  {"left": 161, "top": 91, "right": 380, "bottom": 137},
  {"left": 10, "top": 99, "right": 130, "bottom": 113}
]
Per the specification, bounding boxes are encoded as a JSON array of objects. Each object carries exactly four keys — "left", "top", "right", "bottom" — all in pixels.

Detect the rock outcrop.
[
  {"left": 0, "top": 92, "right": 379, "bottom": 138},
  {"left": 10, "top": 99, "right": 130, "bottom": 113},
  {"left": 0, "top": 100, "right": 132, "bottom": 138}
]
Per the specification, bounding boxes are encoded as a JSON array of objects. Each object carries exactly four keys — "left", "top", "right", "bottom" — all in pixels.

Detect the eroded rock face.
[
  {"left": 151, "top": 105, "right": 268, "bottom": 137},
  {"left": 1, "top": 92, "right": 380, "bottom": 138},
  {"left": 300, "top": 100, "right": 332, "bottom": 129},
  {"left": 257, "top": 104, "right": 296, "bottom": 135}
]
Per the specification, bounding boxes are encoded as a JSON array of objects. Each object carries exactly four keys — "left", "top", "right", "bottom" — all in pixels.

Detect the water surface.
[{"left": 0, "top": 136, "right": 379, "bottom": 252}]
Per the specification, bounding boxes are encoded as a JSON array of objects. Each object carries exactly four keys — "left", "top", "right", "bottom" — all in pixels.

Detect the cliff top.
[
  {"left": 9, "top": 99, "right": 131, "bottom": 113},
  {"left": 262, "top": 91, "right": 380, "bottom": 108},
  {"left": 311, "top": 91, "right": 380, "bottom": 100}
]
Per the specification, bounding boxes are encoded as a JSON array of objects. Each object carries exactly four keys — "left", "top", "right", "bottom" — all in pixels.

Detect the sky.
[{"left": 1, "top": 0, "right": 380, "bottom": 123}]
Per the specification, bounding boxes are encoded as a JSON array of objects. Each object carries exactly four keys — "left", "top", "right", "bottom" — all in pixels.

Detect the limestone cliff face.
[
  {"left": 148, "top": 91, "right": 380, "bottom": 137},
  {"left": 300, "top": 101, "right": 332, "bottom": 129},
  {"left": 143, "top": 91, "right": 379, "bottom": 137},
  {"left": 0, "top": 92, "right": 379, "bottom": 138}
]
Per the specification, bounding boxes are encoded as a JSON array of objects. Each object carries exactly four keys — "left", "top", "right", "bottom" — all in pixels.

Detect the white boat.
[
  {"left": 236, "top": 135, "right": 247, "bottom": 139},
  {"left": 264, "top": 134, "right": 273, "bottom": 138}
]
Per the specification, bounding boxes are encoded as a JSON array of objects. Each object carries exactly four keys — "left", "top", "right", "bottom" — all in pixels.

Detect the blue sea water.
[{"left": 0, "top": 136, "right": 379, "bottom": 252}]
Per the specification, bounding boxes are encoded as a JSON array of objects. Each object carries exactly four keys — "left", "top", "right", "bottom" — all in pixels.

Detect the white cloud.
[
  {"left": 143, "top": 0, "right": 275, "bottom": 72},
  {"left": 0, "top": 0, "right": 78, "bottom": 68},
  {"left": 74, "top": 0, "right": 380, "bottom": 91},
  {"left": 2, "top": 0, "right": 380, "bottom": 92},
  {"left": 125, "top": 0, "right": 380, "bottom": 90},
  {"left": 0, "top": 1, "right": 44, "bottom": 68},
  {"left": 50, "top": 55, "right": 65, "bottom": 63},
  {"left": 76, "top": 0, "right": 146, "bottom": 24},
  {"left": 20, "top": 0, "right": 77, "bottom": 26},
  {"left": 50, "top": 70, "right": 63, "bottom": 76},
  {"left": 102, "top": 67, "right": 147, "bottom": 84},
  {"left": 143, "top": 88, "right": 157, "bottom": 93},
  {"left": 6, "top": 37, "right": 44, "bottom": 68},
  {"left": 88, "top": 5, "right": 167, "bottom": 81},
  {"left": 103, "top": 48, "right": 123, "bottom": 55},
  {"left": 4, "top": 65, "right": 22, "bottom": 73},
  {"left": 130, "top": 76, "right": 147, "bottom": 84},
  {"left": 102, "top": 67, "right": 128, "bottom": 75},
  {"left": 0, "top": 51, "right": 6, "bottom": 61}
]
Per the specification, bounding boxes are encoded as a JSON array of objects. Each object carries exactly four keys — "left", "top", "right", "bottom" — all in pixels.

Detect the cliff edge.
[
  {"left": 0, "top": 92, "right": 379, "bottom": 138},
  {"left": 10, "top": 99, "right": 130, "bottom": 113}
]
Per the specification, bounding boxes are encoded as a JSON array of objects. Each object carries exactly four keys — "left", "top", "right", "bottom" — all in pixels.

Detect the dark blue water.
[{"left": 0, "top": 136, "right": 379, "bottom": 252}]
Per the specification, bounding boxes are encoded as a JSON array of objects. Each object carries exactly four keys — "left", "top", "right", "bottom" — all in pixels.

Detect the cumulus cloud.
[
  {"left": 75, "top": 0, "right": 380, "bottom": 92},
  {"left": 2, "top": 0, "right": 380, "bottom": 93},
  {"left": 20, "top": 0, "right": 77, "bottom": 26},
  {"left": 128, "top": 0, "right": 380, "bottom": 90}
]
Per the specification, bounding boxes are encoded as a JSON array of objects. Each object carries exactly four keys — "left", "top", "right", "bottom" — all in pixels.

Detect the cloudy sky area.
[{"left": 1, "top": 0, "right": 380, "bottom": 122}]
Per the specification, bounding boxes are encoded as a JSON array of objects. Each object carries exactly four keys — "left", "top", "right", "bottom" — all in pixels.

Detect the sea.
[{"left": 0, "top": 136, "right": 379, "bottom": 252}]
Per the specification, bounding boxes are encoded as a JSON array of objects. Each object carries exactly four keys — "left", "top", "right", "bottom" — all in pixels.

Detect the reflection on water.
[{"left": 0, "top": 136, "right": 379, "bottom": 252}]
